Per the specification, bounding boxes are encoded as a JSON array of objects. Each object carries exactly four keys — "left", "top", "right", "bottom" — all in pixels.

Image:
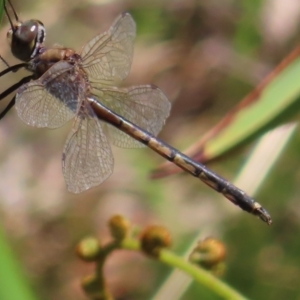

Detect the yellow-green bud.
[
  {"left": 108, "top": 215, "right": 131, "bottom": 241},
  {"left": 189, "top": 237, "right": 226, "bottom": 270},
  {"left": 76, "top": 237, "right": 101, "bottom": 262},
  {"left": 140, "top": 225, "right": 172, "bottom": 257}
]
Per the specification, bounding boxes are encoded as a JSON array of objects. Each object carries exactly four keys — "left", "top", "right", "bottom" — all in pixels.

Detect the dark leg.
[
  {"left": 0, "top": 75, "right": 33, "bottom": 119},
  {"left": 0, "top": 55, "right": 10, "bottom": 68},
  {"left": 0, "top": 96, "right": 15, "bottom": 120},
  {"left": 0, "top": 63, "right": 27, "bottom": 78},
  {"left": 6, "top": 0, "right": 19, "bottom": 21},
  {"left": 0, "top": 75, "right": 33, "bottom": 101}
]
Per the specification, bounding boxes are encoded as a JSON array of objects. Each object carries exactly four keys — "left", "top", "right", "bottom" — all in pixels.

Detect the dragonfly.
[{"left": 0, "top": 0, "right": 272, "bottom": 224}]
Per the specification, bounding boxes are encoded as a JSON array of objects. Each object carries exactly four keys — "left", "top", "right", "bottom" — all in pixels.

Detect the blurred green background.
[{"left": 0, "top": 0, "right": 300, "bottom": 299}]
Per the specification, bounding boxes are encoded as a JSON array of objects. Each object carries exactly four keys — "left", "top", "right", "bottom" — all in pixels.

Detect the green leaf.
[{"left": 0, "top": 226, "right": 37, "bottom": 300}]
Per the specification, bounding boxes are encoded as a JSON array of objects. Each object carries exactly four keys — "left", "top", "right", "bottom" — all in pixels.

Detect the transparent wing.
[
  {"left": 15, "top": 61, "right": 81, "bottom": 128},
  {"left": 81, "top": 12, "right": 136, "bottom": 82},
  {"left": 92, "top": 84, "right": 171, "bottom": 148},
  {"left": 62, "top": 105, "right": 114, "bottom": 194}
]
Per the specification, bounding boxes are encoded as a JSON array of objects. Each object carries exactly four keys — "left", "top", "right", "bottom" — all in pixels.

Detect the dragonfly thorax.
[{"left": 7, "top": 19, "right": 45, "bottom": 62}]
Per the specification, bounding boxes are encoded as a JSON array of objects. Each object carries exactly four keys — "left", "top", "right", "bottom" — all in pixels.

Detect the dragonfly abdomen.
[{"left": 89, "top": 97, "right": 272, "bottom": 224}]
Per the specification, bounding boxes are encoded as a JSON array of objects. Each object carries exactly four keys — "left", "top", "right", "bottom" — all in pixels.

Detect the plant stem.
[{"left": 121, "top": 238, "right": 248, "bottom": 300}]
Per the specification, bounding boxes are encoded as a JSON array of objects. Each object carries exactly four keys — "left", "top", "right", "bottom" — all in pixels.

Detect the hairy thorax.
[{"left": 27, "top": 47, "right": 81, "bottom": 78}]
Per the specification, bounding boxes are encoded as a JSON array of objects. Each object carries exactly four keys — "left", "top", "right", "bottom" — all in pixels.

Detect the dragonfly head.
[{"left": 5, "top": 0, "right": 46, "bottom": 62}]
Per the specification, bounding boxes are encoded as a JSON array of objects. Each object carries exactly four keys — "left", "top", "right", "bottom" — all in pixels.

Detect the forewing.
[
  {"left": 62, "top": 107, "right": 114, "bottom": 194},
  {"left": 16, "top": 61, "right": 81, "bottom": 128},
  {"left": 92, "top": 85, "right": 171, "bottom": 148},
  {"left": 81, "top": 12, "right": 136, "bottom": 82}
]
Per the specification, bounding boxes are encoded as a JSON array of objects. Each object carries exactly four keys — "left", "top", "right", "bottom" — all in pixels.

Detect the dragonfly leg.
[
  {"left": 0, "top": 96, "right": 15, "bottom": 120},
  {"left": 0, "top": 75, "right": 34, "bottom": 119}
]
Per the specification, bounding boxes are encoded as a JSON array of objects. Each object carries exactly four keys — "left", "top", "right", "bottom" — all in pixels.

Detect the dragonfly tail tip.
[{"left": 257, "top": 207, "right": 272, "bottom": 225}]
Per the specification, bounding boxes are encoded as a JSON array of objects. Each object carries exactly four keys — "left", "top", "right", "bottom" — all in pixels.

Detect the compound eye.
[
  {"left": 16, "top": 20, "right": 39, "bottom": 47},
  {"left": 7, "top": 19, "right": 45, "bottom": 61}
]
